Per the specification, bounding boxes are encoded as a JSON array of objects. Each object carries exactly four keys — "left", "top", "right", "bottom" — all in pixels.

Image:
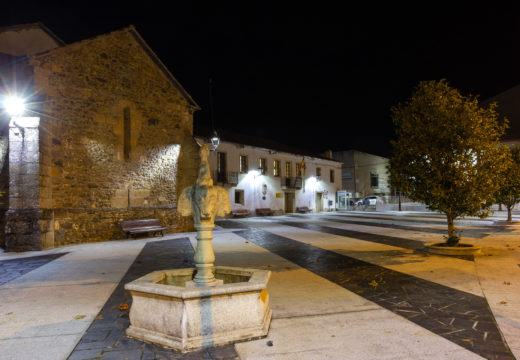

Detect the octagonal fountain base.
[{"left": 124, "top": 266, "right": 272, "bottom": 352}]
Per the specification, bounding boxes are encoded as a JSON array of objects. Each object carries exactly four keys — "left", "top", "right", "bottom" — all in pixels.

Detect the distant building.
[
  {"left": 0, "top": 23, "right": 200, "bottom": 251},
  {"left": 332, "top": 150, "right": 390, "bottom": 201},
  {"left": 481, "top": 85, "right": 520, "bottom": 147},
  {"left": 195, "top": 129, "right": 342, "bottom": 215}
]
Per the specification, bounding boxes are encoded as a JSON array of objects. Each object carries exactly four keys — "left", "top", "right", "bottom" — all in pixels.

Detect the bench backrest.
[{"left": 121, "top": 219, "right": 162, "bottom": 230}]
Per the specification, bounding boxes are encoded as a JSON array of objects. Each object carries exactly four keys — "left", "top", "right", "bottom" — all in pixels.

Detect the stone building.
[
  {"left": 481, "top": 85, "right": 520, "bottom": 148},
  {"left": 0, "top": 23, "right": 200, "bottom": 251},
  {"left": 332, "top": 150, "right": 390, "bottom": 201},
  {"left": 195, "top": 129, "right": 342, "bottom": 214}
]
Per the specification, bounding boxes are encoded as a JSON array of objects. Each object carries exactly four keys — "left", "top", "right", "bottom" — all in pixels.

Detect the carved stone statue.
[{"left": 178, "top": 144, "right": 231, "bottom": 285}]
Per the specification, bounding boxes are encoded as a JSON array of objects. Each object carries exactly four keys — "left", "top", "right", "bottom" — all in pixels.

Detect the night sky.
[{"left": 2, "top": 2, "right": 520, "bottom": 157}]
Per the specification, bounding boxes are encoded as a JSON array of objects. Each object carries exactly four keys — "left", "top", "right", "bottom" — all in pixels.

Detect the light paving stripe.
[{"left": 217, "top": 222, "right": 514, "bottom": 360}]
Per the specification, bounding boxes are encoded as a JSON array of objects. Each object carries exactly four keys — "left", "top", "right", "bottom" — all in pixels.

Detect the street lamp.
[
  {"left": 3, "top": 96, "right": 25, "bottom": 117},
  {"left": 210, "top": 130, "right": 220, "bottom": 150}
]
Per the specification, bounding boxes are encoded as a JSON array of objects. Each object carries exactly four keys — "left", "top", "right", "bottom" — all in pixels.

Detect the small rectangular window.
[
  {"left": 330, "top": 169, "right": 335, "bottom": 183},
  {"left": 342, "top": 172, "right": 352, "bottom": 179},
  {"left": 235, "top": 189, "right": 244, "bottom": 205},
  {"left": 296, "top": 163, "right": 302, "bottom": 177},
  {"left": 259, "top": 158, "right": 267, "bottom": 174},
  {"left": 240, "top": 155, "right": 248, "bottom": 173},
  {"left": 273, "top": 160, "right": 281, "bottom": 177},
  {"left": 370, "top": 173, "right": 379, "bottom": 188},
  {"left": 123, "top": 107, "right": 131, "bottom": 160},
  {"left": 285, "top": 162, "right": 292, "bottom": 177},
  {"left": 316, "top": 167, "right": 321, "bottom": 177}
]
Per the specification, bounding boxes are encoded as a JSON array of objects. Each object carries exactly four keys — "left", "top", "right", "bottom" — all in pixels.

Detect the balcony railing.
[
  {"left": 212, "top": 171, "right": 238, "bottom": 185},
  {"left": 281, "top": 177, "right": 302, "bottom": 190}
]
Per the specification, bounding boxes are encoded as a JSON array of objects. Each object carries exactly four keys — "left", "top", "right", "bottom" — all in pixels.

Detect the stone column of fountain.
[
  {"left": 179, "top": 144, "right": 228, "bottom": 287},
  {"left": 124, "top": 144, "right": 272, "bottom": 352}
]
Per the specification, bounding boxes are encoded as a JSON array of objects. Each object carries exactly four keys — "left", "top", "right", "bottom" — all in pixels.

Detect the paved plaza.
[{"left": 0, "top": 211, "right": 519, "bottom": 359}]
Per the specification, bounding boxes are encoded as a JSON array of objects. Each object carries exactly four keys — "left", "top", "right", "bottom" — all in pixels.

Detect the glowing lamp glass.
[{"left": 3, "top": 96, "right": 25, "bottom": 117}]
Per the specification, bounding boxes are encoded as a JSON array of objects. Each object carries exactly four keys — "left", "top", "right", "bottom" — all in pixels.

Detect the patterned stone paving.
[
  {"left": 290, "top": 213, "right": 450, "bottom": 235},
  {"left": 216, "top": 220, "right": 514, "bottom": 360},
  {"left": 0, "top": 253, "right": 67, "bottom": 286},
  {"left": 277, "top": 219, "right": 474, "bottom": 261},
  {"left": 68, "top": 238, "right": 238, "bottom": 360}
]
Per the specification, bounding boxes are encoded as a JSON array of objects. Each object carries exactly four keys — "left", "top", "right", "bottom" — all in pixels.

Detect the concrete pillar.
[{"left": 5, "top": 117, "right": 54, "bottom": 251}]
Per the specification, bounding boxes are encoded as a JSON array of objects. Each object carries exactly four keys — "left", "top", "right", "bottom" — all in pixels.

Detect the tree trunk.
[
  {"left": 446, "top": 213, "right": 458, "bottom": 246},
  {"left": 499, "top": 203, "right": 503, "bottom": 211},
  {"left": 507, "top": 206, "right": 512, "bottom": 222},
  {"left": 398, "top": 192, "right": 402, "bottom": 211}
]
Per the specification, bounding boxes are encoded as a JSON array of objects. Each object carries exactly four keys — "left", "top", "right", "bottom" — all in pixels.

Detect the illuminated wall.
[
  {"left": 201, "top": 139, "right": 342, "bottom": 214},
  {"left": 3, "top": 27, "right": 199, "bottom": 250}
]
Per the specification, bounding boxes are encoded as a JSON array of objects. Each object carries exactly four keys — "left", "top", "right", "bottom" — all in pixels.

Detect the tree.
[
  {"left": 389, "top": 79, "right": 510, "bottom": 246},
  {"left": 495, "top": 146, "right": 520, "bottom": 222}
]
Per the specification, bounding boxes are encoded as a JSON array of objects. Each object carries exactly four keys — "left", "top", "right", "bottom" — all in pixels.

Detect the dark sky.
[{"left": 3, "top": 2, "right": 520, "bottom": 157}]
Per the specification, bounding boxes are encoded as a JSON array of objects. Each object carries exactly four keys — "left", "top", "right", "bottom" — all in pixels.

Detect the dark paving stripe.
[
  {"left": 291, "top": 213, "right": 449, "bottom": 235},
  {"left": 222, "top": 224, "right": 513, "bottom": 360},
  {"left": 0, "top": 253, "right": 67, "bottom": 286},
  {"left": 332, "top": 212, "right": 491, "bottom": 226},
  {"left": 276, "top": 219, "right": 475, "bottom": 261},
  {"left": 68, "top": 238, "right": 238, "bottom": 360},
  {"left": 291, "top": 213, "right": 516, "bottom": 237}
]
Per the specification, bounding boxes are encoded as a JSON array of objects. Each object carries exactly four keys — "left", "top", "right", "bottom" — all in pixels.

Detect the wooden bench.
[
  {"left": 120, "top": 219, "right": 167, "bottom": 238},
  {"left": 256, "top": 208, "right": 274, "bottom": 216},
  {"left": 296, "top": 206, "right": 310, "bottom": 213},
  {"left": 231, "top": 209, "right": 250, "bottom": 218}
]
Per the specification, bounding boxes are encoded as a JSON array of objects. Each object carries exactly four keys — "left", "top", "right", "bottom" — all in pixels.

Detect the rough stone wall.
[
  {"left": 0, "top": 135, "right": 9, "bottom": 247},
  {"left": 27, "top": 28, "right": 198, "bottom": 246}
]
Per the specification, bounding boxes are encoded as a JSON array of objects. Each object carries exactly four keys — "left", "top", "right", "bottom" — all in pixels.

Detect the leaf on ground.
[
  {"left": 96, "top": 314, "right": 103, "bottom": 319},
  {"left": 119, "top": 304, "right": 129, "bottom": 311},
  {"left": 369, "top": 280, "right": 378, "bottom": 287},
  {"left": 135, "top": 260, "right": 142, "bottom": 263},
  {"left": 504, "top": 281, "right": 512, "bottom": 285},
  {"left": 74, "top": 315, "right": 86, "bottom": 320},
  {"left": 500, "top": 301, "right": 507, "bottom": 304},
  {"left": 331, "top": 334, "right": 336, "bottom": 337}
]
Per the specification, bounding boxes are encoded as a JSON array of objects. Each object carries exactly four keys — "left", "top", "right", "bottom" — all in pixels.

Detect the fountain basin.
[{"left": 124, "top": 266, "right": 272, "bottom": 352}]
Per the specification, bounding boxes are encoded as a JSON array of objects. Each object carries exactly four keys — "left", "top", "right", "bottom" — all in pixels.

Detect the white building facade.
[{"left": 199, "top": 138, "right": 342, "bottom": 215}]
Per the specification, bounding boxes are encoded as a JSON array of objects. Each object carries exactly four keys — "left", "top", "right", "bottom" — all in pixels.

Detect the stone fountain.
[{"left": 124, "top": 144, "right": 272, "bottom": 352}]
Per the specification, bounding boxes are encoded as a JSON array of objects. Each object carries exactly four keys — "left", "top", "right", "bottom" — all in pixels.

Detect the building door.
[
  {"left": 284, "top": 192, "right": 295, "bottom": 213},
  {"left": 217, "top": 152, "right": 226, "bottom": 183},
  {"left": 315, "top": 192, "right": 323, "bottom": 212}
]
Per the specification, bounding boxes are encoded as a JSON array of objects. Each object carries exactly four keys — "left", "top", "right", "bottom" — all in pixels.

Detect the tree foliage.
[
  {"left": 389, "top": 79, "right": 510, "bottom": 245},
  {"left": 495, "top": 147, "right": 520, "bottom": 222}
]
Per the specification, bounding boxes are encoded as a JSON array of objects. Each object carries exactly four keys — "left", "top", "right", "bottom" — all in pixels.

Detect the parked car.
[{"left": 356, "top": 196, "right": 384, "bottom": 206}]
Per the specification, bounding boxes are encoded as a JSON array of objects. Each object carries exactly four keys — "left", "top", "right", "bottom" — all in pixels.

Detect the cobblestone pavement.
[
  {"left": 68, "top": 238, "right": 238, "bottom": 360},
  {"left": 0, "top": 253, "right": 67, "bottom": 286}
]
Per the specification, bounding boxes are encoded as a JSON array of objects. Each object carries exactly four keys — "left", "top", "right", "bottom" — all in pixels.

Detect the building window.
[
  {"left": 235, "top": 189, "right": 244, "bottom": 205},
  {"left": 273, "top": 160, "right": 281, "bottom": 177},
  {"left": 259, "top": 158, "right": 267, "bottom": 174},
  {"left": 296, "top": 163, "right": 302, "bottom": 177},
  {"left": 285, "top": 162, "right": 292, "bottom": 177},
  {"left": 330, "top": 169, "right": 335, "bottom": 183},
  {"left": 217, "top": 152, "right": 227, "bottom": 183},
  {"left": 123, "top": 107, "right": 131, "bottom": 160},
  {"left": 370, "top": 173, "right": 379, "bottom": 188},
  {"left": 316, "top": 167, "right": 321, "bottom": 177},
  {"left": 239, "top": 155, "right": 248, "bottom": 173},
  {"left": 342, "top": 172, "right": 352, "bottom": 179}
]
